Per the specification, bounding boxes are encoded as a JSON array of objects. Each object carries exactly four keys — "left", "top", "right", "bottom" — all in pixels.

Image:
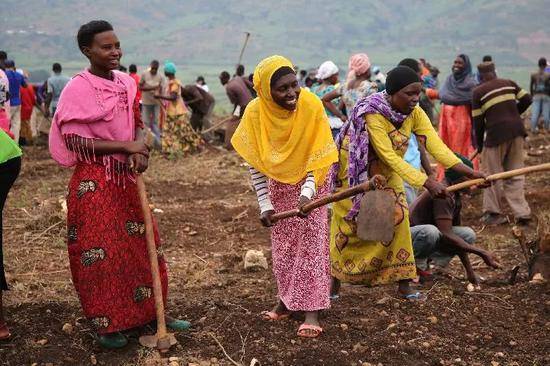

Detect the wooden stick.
[
  {"left": 201, "top": 116, "right": 234, "bottom": 135},
  {"left": 446, "top": 162, "right": 550, "bottom": 193},
  {"left": 469, "top": 150, "right": 479, "bottom": 161},
  {"left": 270, "top": 175, "right": 386, "bottom": 223},
  {"left": 136, "top": 176, "right": 169, "bottom": 346}
]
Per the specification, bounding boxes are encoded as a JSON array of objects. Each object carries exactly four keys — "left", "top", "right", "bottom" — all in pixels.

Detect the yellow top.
[
  {"left": 166, "top": 78, "right": 188, "bottom": 117},
  {"left": 231, "top": 55, "right": 338, "bottom": 186},
  {"left": 366, "top": 105, "right": 461, "bottom": 190}
]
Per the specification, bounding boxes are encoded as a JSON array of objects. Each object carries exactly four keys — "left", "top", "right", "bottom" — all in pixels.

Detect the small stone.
[
  {"left": 244, "top": 250, "right": 268, "bottom": 271},
  {"left": 509, "top": 340, "right": 517, "bottom": 346},
  {"left": 36, "top": 338, "right": 48, "bottom": 345},
  {"left": 340, "top": 323, "right": 349, "bottom": 331},
  {"left": 530, "top": 273, "right": 545, "bottom": 283},
  {"left": 466, "top": 283, "right": 475, "bottom": 292},
  {"left": 62, "top": 323, "right": 74, "bottom": 334},
  {"left": 290, "top": 339, "right": 296, "bottom": 344},
  {"left": 454, "top": 358, "right": 462, "bottom": 363},
  {"left": 90, "top": 355, "right": 98, "bottom": 365},
  {"left": 188, "top": 231, "right": 198, "bottom": 236},
  {"left": 427, "top": 316, "right": 438, "bottom": 324},
  {"left": 169, "top": 358, "right": 181, "bottom": 362},
  {"left": 209, "top": 358, "right": 218, "bottom": 364},
  {"left": 379, "top": 310, "right": 389, "bottom": 317},
  {"left": 495, "top": 352, "right": 505, "bottom": 358},
  {"left": 169, "top": 362, "right": 180, "bottom": 366},
  {"left": 386, "top": 323, "right": 397, "bottom": 331},
  {"left": 341, "top": 350, "right": 349, "bottom": 355},
  {"left": 422, "top": 342, "right": 431, "bottom": 348},
  {"left": 490, "top": 362, "right": 500, "bottom": 366},
  {"left": 362, "top": 363, "right": 373, "bottom": 366}
]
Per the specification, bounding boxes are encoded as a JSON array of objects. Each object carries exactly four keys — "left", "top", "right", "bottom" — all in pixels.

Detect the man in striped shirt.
[{"left": 472, "top": 62, "right": 532, "bottom": 226}]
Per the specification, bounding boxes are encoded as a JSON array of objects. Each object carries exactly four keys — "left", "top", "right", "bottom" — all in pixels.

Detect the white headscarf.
[{"left": 316, "top": 60, "right": 339, "bottom": 80}]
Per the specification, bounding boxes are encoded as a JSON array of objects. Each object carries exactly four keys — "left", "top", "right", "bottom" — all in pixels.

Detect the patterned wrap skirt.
[
  {"left": 66, "top": 162, "right": 167, "bottom": 334},
  {"left": 269, "top": 180, "right": 331, "bottom": 312}
]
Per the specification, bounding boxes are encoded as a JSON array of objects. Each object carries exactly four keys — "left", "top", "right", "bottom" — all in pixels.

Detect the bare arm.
[
  {"left": 321, "top": 89, "right": 346, "bottom": 120},
  {"left": 154, "top": 91, "right": 177, "bottom": 101},
  {"left": 435, "top": 216, "right": 499, "bottom": 281},
  {"left": 418, "top": 143, "right": 433, "bottom": 176}
]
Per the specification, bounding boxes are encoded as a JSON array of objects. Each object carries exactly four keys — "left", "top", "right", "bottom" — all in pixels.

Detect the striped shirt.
[
  {"left": 249, "top": 167, "right": 316, "bottom": 214},
  {"left": 472, "top": 78, "right": 531, "bottom": 149}
]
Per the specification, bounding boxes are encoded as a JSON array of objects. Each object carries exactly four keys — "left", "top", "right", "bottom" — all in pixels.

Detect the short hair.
[
  {"left": 196, "top": 75, "right": 205, "bottom": 82},
  {"left": 236, "top": 64, "right": 245, "bottom": 76},
  {"left": 77, "top": 20, "right": 113, "bottom": 52},
  {"left": 0, "top": 51, "right": 6, "bottom": 60},
  {"left": 220, "top": 71, "right": 230, "bottom": 79},
  {"left": 299, "top": 70, "right": 307, "bottom": 77},
  {"left": 129, "top": 64, "right": 137, "bottom": 73},
  {"left": 150, "top": 60, "right": 159, "bottom": 68},
  {"left": 398, "top": 58, "right": 421, "bottom": 73},
  {"left": 539, "top": 57, "right": 547, "bottom": 68},
  {"left": 482, "top": 55, "right": 492, "bottom": 62},
  {"left": 52, "top": 63, "right": 62, "bottom": 73}
]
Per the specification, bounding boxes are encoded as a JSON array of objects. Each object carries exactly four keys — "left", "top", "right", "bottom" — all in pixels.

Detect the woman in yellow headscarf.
[{"left": 232, "top": 55, "right": 338, "bottom": 338}]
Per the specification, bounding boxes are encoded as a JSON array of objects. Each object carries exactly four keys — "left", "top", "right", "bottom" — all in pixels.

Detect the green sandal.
[
  {"left": 98, "top": 332, "right": 128, "bottom": 349},
  {"left": 166, "top": 318, "right": 191, "bottom": 331}
]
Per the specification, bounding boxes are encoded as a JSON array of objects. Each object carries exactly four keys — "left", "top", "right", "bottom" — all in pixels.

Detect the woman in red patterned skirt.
[{"left": 49, "top": 20, "right": 189, "bottom": 349}]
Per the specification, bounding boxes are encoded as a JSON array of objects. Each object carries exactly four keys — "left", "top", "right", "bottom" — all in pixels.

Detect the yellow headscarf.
[{"left": 231, "top": 55, "right": 338, "bottom": 186}]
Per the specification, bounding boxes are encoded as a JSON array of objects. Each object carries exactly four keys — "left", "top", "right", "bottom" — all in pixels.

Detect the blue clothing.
[
  {"left": 312, "top": 84, "right": 339, "bottom": 117},
  {"left": 6, "top": 70, "right": 26, "bottom": 107},
  {"left": 404, "top": 134, "right": 421, "bottom": 170},
  {"left": 411, "top": 225, "right": 475, "bottom": 270}
]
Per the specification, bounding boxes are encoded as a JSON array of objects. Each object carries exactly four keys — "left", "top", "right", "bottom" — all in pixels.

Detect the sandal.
[
  {"left": 297, "top": 324, "right": 323, "bottom": 338},
  {"left": 0, "top": 322, "right": 11, "bottom": 341},
  {"left": 98, "top": 332, "right": 128, "bottom": 349},
  {"left": 165, "top": 317, "right": 191, "bottom": 331},
  {"left": 398, "top": 291, "right": 426, "bottom": 301},
  {"left": 261, "top": 310, "right": 290, "bottom": 321}
]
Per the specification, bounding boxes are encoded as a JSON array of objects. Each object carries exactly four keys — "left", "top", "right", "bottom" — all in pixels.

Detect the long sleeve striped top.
[{"left": 249, "top": 167, "right": 316, "bottom": 213}]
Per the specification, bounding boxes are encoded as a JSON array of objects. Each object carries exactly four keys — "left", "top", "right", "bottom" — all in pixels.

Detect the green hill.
[{"left": 2, "top": 0, "right": 548, "bottom": 110}]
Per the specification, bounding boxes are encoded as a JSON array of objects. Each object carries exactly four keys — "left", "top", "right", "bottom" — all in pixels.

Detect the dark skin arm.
[
  {"left": 67, "top": 136, "right": 150, "bottom": 173},
  {"left": 154, "top": 91, "right": 177, "bottom": 101},
  {"left": 435, "top": 216, "right": 500, "bottom": 284},
  {"left": 321, "top": 89, "right": 347, "bottom": 121},
  {"left": 259, "top": 195, "right": 312, "bottom": 227},
  {"left": 424, "top": 163, "right": 486, "bottom": 198},
  {"left": 418, "top": 143, "right": 433, "bottom": 177},
  {"left": 529, "top": 74, "right": 534, "bottom": 96}
]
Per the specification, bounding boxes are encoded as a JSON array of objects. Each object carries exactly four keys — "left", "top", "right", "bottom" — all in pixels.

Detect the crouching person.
[{"left": 409, "top": 154, "right": 500, "bottom": 285}]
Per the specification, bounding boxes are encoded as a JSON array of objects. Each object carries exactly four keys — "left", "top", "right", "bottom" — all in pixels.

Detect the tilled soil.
[{"left": 1, "top": 134, "right": 549, "bottom": 366}]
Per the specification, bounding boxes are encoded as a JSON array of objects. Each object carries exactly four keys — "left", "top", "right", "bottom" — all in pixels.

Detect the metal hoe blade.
[
  {"left": 139, "top": 333, "right": 178, "bottom": 352},
  {"left": 356, "top": 190, "right": 395, "bottom": 242}
]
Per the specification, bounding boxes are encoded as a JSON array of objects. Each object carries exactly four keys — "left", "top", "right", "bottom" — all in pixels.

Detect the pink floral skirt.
[{"left": 269, "top": 180, "right": 331, "bottom": 312}]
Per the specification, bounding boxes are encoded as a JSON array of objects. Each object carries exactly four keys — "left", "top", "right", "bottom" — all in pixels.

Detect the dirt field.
[{"left": 1, "top": 133, "right": 549, "bottom": 366}]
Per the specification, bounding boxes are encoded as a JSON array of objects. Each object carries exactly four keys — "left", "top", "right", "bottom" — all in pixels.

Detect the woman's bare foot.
[
  {"left": 0, "top": 321, "right": 11, "bottom": 340},
  {"left": 262, "top": 299, "right": 291, "bottom": 320}
]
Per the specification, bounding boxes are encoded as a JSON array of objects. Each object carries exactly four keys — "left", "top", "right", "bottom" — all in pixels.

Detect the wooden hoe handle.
[
  {"left": 270, "top": 175, "right": 386, "bottom": 223},
  {"left": 446, "top": 163, "right": 550, "bottom": 193}
]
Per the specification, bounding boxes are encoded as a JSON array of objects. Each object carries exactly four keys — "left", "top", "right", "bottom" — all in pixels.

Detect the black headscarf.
[{"left": 385, "top": 66, "right": 421, "bottom": 95}]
